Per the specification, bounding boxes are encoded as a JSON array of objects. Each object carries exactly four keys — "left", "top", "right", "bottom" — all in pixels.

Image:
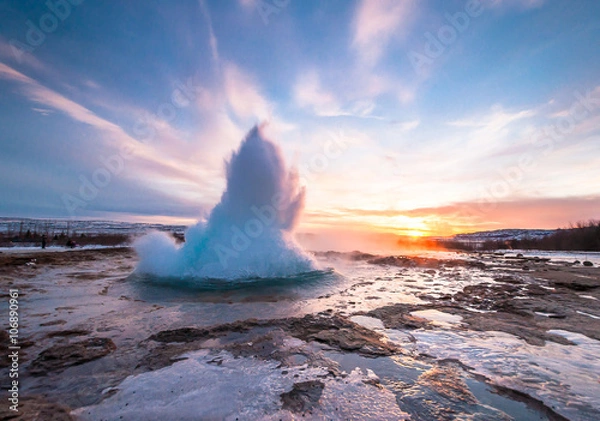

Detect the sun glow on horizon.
[{"left": 0, "top": 2, "right": 598, "bottom": 229}]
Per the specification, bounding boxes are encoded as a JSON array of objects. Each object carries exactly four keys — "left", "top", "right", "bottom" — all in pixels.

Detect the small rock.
[
  {"left": 47, "top": 329, "right": 91, "bottom": 338},
  {"left": 40, "top": 319, "right": 67, "bottom": 327},
  {"left": 281, "top": 381, "right": 324, "bottom": 413}
]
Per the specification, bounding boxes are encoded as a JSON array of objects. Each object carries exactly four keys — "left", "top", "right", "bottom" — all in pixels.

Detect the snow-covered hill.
[{"left": 452, "top": 229, "right": 556, "bottom": 243}]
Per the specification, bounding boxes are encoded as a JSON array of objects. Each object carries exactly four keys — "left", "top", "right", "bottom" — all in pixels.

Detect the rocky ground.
[
  {"left": 0, "top": 247, "right": 598, "bottom": 420},
  {"left": 364, "top": 255, "right": 600, "bottom": 347}
]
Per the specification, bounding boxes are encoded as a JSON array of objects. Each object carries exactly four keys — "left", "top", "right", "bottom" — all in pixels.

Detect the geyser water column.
[{"left": 135, "top": 125, "right": 316, "bottom": 280}]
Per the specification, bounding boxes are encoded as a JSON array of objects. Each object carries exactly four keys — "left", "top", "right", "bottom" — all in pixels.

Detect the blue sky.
[{"left": 0, "top": 0, "right": 599, "bottom": 235}]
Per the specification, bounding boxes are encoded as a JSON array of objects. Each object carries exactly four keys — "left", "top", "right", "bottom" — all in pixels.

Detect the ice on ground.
[
  {"left": 350, "top": 315, "right": 386, "bottom": 330},
  {"left": 389, "top": 328, "right": 600, "bottom": 420},
  {"left": 73, "top": 350, "right": 409, "bottom": 420},
  {"left": 576, "top": 310, "right": 600, "bottom": 320},
  {"left": 410, "top": 309, "right": 464, "bottom": 327}
]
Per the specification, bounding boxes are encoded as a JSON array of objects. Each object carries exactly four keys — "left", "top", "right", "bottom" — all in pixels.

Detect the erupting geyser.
[{"left": 135, "top": 124, "right": 316, "bottom": 280}]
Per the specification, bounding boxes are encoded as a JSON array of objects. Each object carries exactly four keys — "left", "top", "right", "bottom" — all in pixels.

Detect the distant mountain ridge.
[{"left": 452, "top": 229, "right": 557, "bottom": 243}]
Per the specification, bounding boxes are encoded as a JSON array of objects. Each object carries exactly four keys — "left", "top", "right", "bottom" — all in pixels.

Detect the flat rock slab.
[
  {"left": 281, "top": 380, "right": 325, "bottom": 413},
  {"left": 30, "top": 337, "right": 116, "bottom": 376},
  {"left": 141, "top": 314, "right": 399, "bottom": 373}
]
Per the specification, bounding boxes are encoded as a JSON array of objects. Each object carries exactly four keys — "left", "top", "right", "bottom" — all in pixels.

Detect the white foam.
[{"left": 135, "top": 125, "right": 315, "bottom": 281}]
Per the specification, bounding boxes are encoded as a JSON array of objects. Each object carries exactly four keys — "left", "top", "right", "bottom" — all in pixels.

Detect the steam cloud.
[{"left": 135, "top": 125, "right": 316, "bottom": 280}]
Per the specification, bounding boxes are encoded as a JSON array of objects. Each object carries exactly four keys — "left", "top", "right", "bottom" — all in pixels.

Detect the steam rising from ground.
[{"left": 135, "top": 125, "right": 315, "bottom": 280}]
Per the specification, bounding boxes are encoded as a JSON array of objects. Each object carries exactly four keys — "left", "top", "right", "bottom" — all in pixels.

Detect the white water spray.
[{"left": 135, "top": 125, "right": 315, "bottom": 280}]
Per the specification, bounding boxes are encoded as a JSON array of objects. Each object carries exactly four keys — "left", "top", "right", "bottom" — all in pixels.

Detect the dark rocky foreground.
[{"left": 0, "top": 247, "right": 598, "bottom": 420}]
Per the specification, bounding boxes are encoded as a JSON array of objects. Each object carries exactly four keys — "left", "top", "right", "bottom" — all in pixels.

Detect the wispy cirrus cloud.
[
  {"left": 293, "top": 70, "right": 344, "bottom": 117},
  {"left": 447, "top": 106, "right": 536, "bottom": 129},
  {"left": 223, "top": 62, "right": 272, "bottom": 121},
  {"left": 489, "top": 0, "right": 546, "bottom": 12},
  {"left": 394, "top": 119, "right": 420, "bottom": 131},
  {"left": 352, "top": 0, "right": 416, "bottom": 67},
  {"left": 0, "top": 36, "right": 46, "bottom": 73},
  {"left": 0, "top": 61, "right": 205, "bottom": 187},
  {"left": 0, "top": 62, "right": 129, "bottom": 135},
  {"left": 293, "top": 69, "right": 386, "bottom": 118},
  {"left": 198, "top": 0, "right": 220, "bottom": 65}
]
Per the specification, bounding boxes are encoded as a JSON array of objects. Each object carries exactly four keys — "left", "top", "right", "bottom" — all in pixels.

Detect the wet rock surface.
[
  {"left": 30, "top": 338, "right": 116, "bottom": 376},
  {"left": 367, "top": 254, "right": 487, "bottom": 270},
  {"left": 362, "top": 255, "right": 600, "bottom": 346},
  {"left": 282, "top": 314, "right": 398, "bottom": 355},
  {"left": 141, "top": 314, "right": 398, "bottom": 372},
  {"left": 2, "top": 247, "right": 599, "bottom": 420},
  {"left": 0, "top": 330, "right": 10, "bottom": 368},
  {"left": 280, "top": 380, "right": 325, "bottom": 413},
  {"left": 397, "top": 364, "right": 514, "bottom": 421}
]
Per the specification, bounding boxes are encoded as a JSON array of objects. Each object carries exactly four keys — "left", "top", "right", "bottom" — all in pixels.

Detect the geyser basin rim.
[{"left": 131, "top": 268, "right": 336, "bottom": 291}]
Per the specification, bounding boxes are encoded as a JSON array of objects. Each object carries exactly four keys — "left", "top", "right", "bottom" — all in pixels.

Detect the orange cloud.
[{"left": 301, "top": 196, "right": 600, "bottom": 237}]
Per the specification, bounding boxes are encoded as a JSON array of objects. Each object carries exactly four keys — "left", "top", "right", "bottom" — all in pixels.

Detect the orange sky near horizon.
[
  {"left": 301, "top": 196, "right": 600, "bottom": 238},
  {"left": 118, "top": 195, "right": 600, "bottom": 239},
  {"left": 1, "top": 2, "right": 598, "bottom": 234}
]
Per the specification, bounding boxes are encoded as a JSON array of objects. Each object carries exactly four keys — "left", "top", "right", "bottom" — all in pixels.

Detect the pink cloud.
[
  {"left": 352, "top": 0, "right": 416, "bottom": 66},
  {"left": 293, "top": 70, "right": 343, "bottom": 116},
  {"left": 223, "top": 62, "right": 271, "bottom": 120}
]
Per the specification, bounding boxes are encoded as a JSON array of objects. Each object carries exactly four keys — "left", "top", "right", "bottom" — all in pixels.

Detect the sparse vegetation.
[
  {"left": 441, "top": 220, "right": 600, "bottom": 252},
  {"left": 0, "top": 218, "right": 185, "bottom": 248},
  {"left": 0, "top": 232, "right": 131, "bottom": 248}
]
